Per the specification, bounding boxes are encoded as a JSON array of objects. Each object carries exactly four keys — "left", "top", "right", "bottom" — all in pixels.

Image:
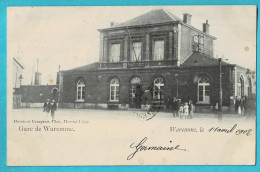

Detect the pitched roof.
[
  {"left": 182, "top": 52, "right": 230, "bottom": 67},
  {"left": 13, "top": 57, "right": 25, "bottom": 69},
  {"left": 64, "top": 62, "right": 99, "bottom": 72},
  {"left": 111, "top": 9, "right": 181, "bottom": 28}
]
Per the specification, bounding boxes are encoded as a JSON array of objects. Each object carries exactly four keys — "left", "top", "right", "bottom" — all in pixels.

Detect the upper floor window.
[
  {"left": 130, "top": 42, "right": 142, "bottom": 62},
  {"left": 193, "top": 35, "right": 204, "bottom": 53},
  {"left": 110, "top": 78, "right": 119, "bottom": 101},
  {"left": 153, "top": 40, "right": 164, "bottom": 61},
  {"left": 110, "top": 43, "right": 120, "bottom": 62},
  {"left": 76, "top": 79, "right": 85, "bottom": 102}
]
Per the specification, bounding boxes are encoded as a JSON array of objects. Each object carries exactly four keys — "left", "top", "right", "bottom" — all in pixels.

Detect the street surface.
[{"left": 11, "top": 108, "right": 254, "bottom": 123}]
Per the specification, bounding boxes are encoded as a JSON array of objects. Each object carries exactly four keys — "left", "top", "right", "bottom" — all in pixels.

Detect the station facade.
[{"left": 60, "top": 9, "right": 255, "bottom": 111}]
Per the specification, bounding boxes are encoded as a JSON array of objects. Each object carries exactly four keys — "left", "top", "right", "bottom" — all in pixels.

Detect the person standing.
[
  {"left": 43, "top": 100, "right": 47, "bottom": 112},
  {"left": 179, "top": 103, "right": 184, "bottom": 119},
  {"left": 172, "top": 97, "right": 177, "bottom": 117},
  {"left": 235, "top": 96, "right": 239, "bottom": 114},
  {"left": 237, "top": 98, "right": 242, "bottom": 115},
  {"left": 183, "top": 102, "right": 189, "bottom": 119},
  {"left": 176, "top": 98, "right": 180, "bottom": 117},
  {"left": 166, "top": 96, "right": 171, "bottom": 112},
  {"left": 50, "top": 100, "right": 57, "bottom": 120},
  {"left": 188, "top": 100, "right": 194, "bottom": 119},
  {"left": 243, "top": 96, "right": 248, "bottom": 116},
  {"left": 43, "top": 99, "right": 51, "bottom": 119}
]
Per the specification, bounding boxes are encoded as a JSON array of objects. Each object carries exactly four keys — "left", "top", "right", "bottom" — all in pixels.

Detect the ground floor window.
[
  {"left": 76, "top": 79, "right": 85, "bottom": 102},
  {"left": 197, "top": 77, "right": 210, "bottom": 104},
  {"left": 110, "top": 78, "right": 119, "bottom": 101}
]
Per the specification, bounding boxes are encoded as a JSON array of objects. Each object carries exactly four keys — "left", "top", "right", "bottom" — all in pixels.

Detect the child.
[
  {"left": 179, "top": 103, "right": 184, "bottom": 119},
  {"left": 188, "top": 100, "right": 194, "bottom": 119},
  {"left": 183, "top": 102, "right": 189, "bottom": 119}
]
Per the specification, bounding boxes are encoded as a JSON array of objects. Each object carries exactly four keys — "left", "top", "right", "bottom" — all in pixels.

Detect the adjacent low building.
[
  {"left": 20, "top": 85, "right": 59, "bottom": 108},
  {"left": 59, "top": 9, "right": 256, "bottom": 112},
  {"left": 13, "top": 57, "right": 24, "bottom": 108}
]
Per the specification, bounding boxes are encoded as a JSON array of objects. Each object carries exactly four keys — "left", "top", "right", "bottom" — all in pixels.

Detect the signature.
[{"left": 127, "top": 137, "right": 187, "bottom": 160}]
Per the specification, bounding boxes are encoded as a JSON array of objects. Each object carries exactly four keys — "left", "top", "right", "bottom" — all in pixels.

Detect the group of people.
[
  {"left": 235, "top": 95, "right": 256, "bottom": 116},
  {"left": 43, "top": 99, "right": 57, "bottom": 120},
  {"left": 166, "top": 97, "right": 194, "bottom": 119}
]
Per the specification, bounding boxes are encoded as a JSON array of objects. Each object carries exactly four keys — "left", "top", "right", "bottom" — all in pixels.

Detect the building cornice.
[{"left": 98, "top": 21, "right": 217, "bottom": 40}]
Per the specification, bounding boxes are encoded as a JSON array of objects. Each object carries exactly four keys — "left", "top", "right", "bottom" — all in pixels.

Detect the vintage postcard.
[{"left": 7, "top": 6, "right": 256, "bottom": 166}]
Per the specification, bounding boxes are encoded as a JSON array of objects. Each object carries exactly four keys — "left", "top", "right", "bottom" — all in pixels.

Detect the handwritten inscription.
[
  {"left": 169, "top": 124, "right": 252, "bottom": 136},
  {"left": 208, "top": 124, "right": 252, "bottom": 136},
  {"left": 127, "top": 137, "right": 187, "bottom": 160}
]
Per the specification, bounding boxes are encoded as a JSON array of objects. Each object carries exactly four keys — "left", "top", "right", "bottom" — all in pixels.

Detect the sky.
[{"left": 7, "top": 6, "right": 256, "bottom": 85}]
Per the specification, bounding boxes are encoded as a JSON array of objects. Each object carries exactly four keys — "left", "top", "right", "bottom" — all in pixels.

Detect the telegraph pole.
[
  {"left": 218, "top": 58, "right": 223, "bottom": 120},
  {"left": 175, "top": 74, "right": 179, "bottom": 98}
]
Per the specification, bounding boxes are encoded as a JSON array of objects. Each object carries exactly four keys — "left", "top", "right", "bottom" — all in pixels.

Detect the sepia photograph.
[{"left": 7, "top": 6, "right": 256, "bottom": 166}]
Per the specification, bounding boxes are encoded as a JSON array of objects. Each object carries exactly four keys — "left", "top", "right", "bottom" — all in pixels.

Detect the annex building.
[{"left": 59, "top": 9, "right": 255, "bottom": 112}]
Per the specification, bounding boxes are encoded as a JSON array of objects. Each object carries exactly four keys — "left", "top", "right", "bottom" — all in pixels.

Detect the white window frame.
[
  {"left": 193, "top": 35, "right": 204, "bottom": 52},
  {"left": 76, "top": 79, "right": 85, "bottom": 102},
  {"left": 110, "top": 78, "right": 119, "bottom": 102},
  {"left": 153, "top": 77, "right": 164, "bottom": 100},
  {"left": 130, "top": 42, "right": 142, "bottom": 62},
  {"left": 197, "top": 77, "right": 210, "bottom": 104},
  {"left": 110, "top": 43, "right": 120, "bottom": 62},
  {"left": 153, "top": 40, "right": 164, "bottom": 61}
]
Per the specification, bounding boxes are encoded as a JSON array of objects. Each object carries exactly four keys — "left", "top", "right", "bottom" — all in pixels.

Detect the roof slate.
[
  {"left": 181, "top": 52, "right": 230, "bottom": 67},
  {"left": 112, "top": 9, "right": 181, "bottom": 28},
  {"left": 64, "top": 62, "right": 99, "bottom": 72}
]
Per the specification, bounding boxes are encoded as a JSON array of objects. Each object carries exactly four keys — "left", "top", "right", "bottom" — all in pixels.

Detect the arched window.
[
  {"left": 197, "top": 77, "right": 210, "bottom": 104},
  {"left": 153, "top": 77, "right": 164, "bottom": 100},
  {"left": 76, "top": 79, "right": 85, "bottom": 102},
  {"left": 110, "top": 78, "right": 119, "bottom": 101}
]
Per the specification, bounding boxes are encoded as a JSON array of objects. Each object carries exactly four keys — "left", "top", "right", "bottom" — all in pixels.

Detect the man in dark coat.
[
  {"left": 234, "top": 96, "right": 239, "bottom": 114},
  {"left": 166, "top": 96, "right": 171, "bottom": 112},
  {"left": 176, "top": 98, "right": 180, "bottom": 117},
  {"left": 43, "top": 99, "right": 51, "bottom": 119},
  {"left": 172, "top": 97, "right": 177, "bottom": 117},
  {"left": 50, "top": 100, "right": 57, "bottom": 120}
]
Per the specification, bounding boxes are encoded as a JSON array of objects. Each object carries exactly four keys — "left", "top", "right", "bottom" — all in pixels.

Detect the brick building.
[{"left": 60, "top": 9, "right": 255, "bottom": 111}]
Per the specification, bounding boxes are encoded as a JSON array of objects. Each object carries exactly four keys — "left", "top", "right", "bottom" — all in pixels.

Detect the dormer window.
[
  {"left": 193, "top": 35, "right": 204, "bottom": 53},
  {"left": 110, "top": 43, "right": 120, "bottom": 62}
]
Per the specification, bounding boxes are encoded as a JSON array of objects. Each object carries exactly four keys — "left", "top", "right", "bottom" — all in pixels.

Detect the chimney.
[
  {"left": 203, "top": 20, "right": 210, "bottom": 33},
  {"left": 110, "top": 21, "right": 118, "bottom": 27},
  {"left": 34, "top": 72, "right": 41, "bottom": 85},
  {"left": 183, "top": 13, "right": 192, "bottom": 25}
]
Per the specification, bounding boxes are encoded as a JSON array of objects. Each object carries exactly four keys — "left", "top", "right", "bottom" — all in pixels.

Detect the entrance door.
[{"left": 130, "top": 84, "right": 142, "bottom": 108}]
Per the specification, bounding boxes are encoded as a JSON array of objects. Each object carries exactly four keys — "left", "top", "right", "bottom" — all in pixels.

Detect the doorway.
[{"left": 129, "top": 77, "right": 142, "bottom": 109}]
